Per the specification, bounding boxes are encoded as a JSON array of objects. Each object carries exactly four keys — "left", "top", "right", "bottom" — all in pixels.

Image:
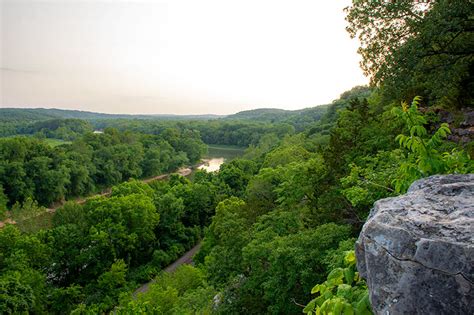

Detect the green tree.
[
  {"left": 90, "top": 259, "right": 129, "bottom": 310},
  {"left": 2, "top": 161, "right": 32, "bottom": 205},
  {"left": 345, "top": 0, "right": 474, "bottom": 106},
  {"left": 153, "top": 192, "right": 187, "bottom": 251},
  {"left": 0, "top": 271, "right": 35, "bottom": 314},
  {"left": 52, "top": 202, "right": 86, "bottom": 227},
  {"left": 218, "top": 159, "right": 258, "bottom": 197},
  {"left": 49, "top": 285, "right": 85, "bottom": 315},
  {"left": 201, "top": 197, "right": 251, "bottom": 286},
  {"left": 239, "top": 223, "right": 351, "bottom": 314},
  {"left": 26, "top": 156, "right": 70, "bottom": 205},
  {"left": 84, "top": 192, "right": 160, "bottom": 266},
  {"left": 0, "top": 185, "right": 8, "bottom": 220},
  {"left": 116, "top": 265, "right": 214, "bottom": 315},
  {"left": 245, "top": 167, "right": 284, "bottom": 217},
  {"left": 0, "top": 225, "right": 50, "bottom": 313}
]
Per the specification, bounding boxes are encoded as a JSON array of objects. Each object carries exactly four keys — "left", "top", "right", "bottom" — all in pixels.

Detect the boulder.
[{"left": 356, "top": 174, "right": 474, "bottom": 314}]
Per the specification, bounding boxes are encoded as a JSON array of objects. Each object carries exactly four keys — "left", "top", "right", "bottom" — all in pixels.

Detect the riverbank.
[
  {"left": 0, "top": 167, "right": 193, "bottom": 229},
  {"left": 0, "top": 144, "right": 245, "bottom": 229}
]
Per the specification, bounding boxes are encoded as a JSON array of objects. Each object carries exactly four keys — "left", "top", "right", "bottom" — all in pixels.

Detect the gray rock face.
[{"left": 356, "top": 174, "right": 474, "bottom": 315}]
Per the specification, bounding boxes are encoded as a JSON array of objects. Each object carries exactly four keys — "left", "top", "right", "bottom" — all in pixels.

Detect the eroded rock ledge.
[{"left": 356, "top": 174, "right": 473, "bottom": 315}]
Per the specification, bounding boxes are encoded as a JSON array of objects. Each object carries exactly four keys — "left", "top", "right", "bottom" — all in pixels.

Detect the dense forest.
[
  {"left": 0, "top": 1, "right": 473, "bottom": 314},
  {"left": 0, "top": 128, "right": 206, "bottom": 208}
]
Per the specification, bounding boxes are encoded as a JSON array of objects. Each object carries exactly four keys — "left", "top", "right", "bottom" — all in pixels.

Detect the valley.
[{"left": 0, "top": 1, "right": 472, "bottom": 314}]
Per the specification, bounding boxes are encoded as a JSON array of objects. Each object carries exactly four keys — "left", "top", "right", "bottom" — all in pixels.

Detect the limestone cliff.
[{"left": 356, "top": 174, "right": 473, "bottom": 314}]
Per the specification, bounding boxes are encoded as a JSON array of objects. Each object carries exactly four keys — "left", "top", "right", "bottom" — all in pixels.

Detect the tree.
[
  {"left": 43, "top": 223, "right": 89, "bottom": 286},
  {"left": 64, "top": 152, "right": 95, "bottom": 197},
  {"left": 0, "top": 225, "right": 50, "bottom": 313},
  {"left": 116, "top": 265, "right": 214, "bottom": 314},
  {"left": 220, "top": 223, "right": 351, "bottom": 314},
  {"left": 25, "top": 156, "right": 70, "bottom": 205},
  {"left": 0, "top": 271, "right": 35, "bottom": 314},
  {"left": 49, "top": 285, "right": 85, "bottom": 315},
  {"left": 52, "top": 202, "right": 86, "bottom": 228},
  {"left": 90, "top": 259, "right": 129, "bottom": 310},
  {"left": 262, "top": 144, "right": 312, "bottom": 168},
  {"left": 110, "top": 179, "right": 154, "bottom": 198},
  {"left": 10, "top": 198, "right": 48, "bottom": 233},
  {"left": 245, "top": 167, "right": 283, "bottom": 217},
  {"left": 275, "top": 156, "right": 329, "bottom": 210},
  {"left": 170, "top": 181, "right": 219, "bottom": 227},
  {"left": 0, "top": 185, "right": 8, "bottom": 220},
  {"left": 84, "top": 193, "right": 160, "bottom": 267},
  {"left": 345, "top": 0, "right": 432, "bottom": 82},
  {"left": 2, "top": 161, "right": 32, "bottom": 205},
  {"left": 218, "top": 159, "right": 258, "bottom": 197},
  {"left": 345, "top": 0, "right": 474, "bottom": 106},
  {"left": 201, "top": 197, "right": 251, "bottom": 286},
  {"left": 153, "top": 192, "right": 187, "bottom": 251}
]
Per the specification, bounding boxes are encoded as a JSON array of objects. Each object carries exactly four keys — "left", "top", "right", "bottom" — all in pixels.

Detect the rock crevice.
[{"left": 366, "top": 234, "right": 473, "bottom": 284}]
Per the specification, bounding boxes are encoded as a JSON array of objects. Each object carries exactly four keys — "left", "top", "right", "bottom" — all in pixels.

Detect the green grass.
[
  {"left": 1, "top": 134, "right": 71, "bottom": 147},
  {"left": 15, "top": 211, "right": 54, "bottom": 233},
  {"left": 44, "top": 138, "right": 72, "bottom": 147}
]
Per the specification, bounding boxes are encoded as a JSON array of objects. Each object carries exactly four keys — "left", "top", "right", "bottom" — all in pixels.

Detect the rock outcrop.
[{"left": 356, "top": 174, "right": 474, "bottom": 315}]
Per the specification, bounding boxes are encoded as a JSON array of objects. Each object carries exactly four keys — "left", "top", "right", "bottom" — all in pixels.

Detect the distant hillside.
[
  {"left": 0, "top": 108, "right": 224, "bottom": 122},
  {"left": 225, "top": 86, "right": 372, "bottom": 132},
  {"left": 1, "top": 86, "right": 371, "bottom": 134},
  {"left": 227, "top": 108, "right": 291, "bottom": 120},
  {"left": 225, "top": 105, "right": 331, "bottom": 131},
  {"left": 227, "top": 87, "right": 372, "bottom": 123}
]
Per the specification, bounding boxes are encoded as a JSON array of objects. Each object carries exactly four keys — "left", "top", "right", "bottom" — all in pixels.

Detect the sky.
[{"left": 0, "top": 0, "right": 367, "bottom": 115}]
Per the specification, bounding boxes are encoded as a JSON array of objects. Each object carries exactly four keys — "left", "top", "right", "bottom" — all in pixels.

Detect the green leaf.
[
  {"left": 334, "top": 299, "right": 344, "bottom": 314},
  {"left": 355, "top": 292, "right": 371, "bottom": 315},
  {"left": 337, "top": 284, "right": 352, "bottom": 299},
  {"left": 312, "top": 284, "right": 322, "bottom": 294},
  {"left": 303, "top": 299, "right": 317, "bottom": 314},
  {"left": 327, "top": 268, "right": 344, "bottom": 283},
  {"left": 343, "top": 303, "right": 355, "bottom": 315},
  {"left": 344, "top": 251, "right": 356, "bottom": 266},
  {"left": 343, "top": 267, "right": 355, "bottom": 285}
]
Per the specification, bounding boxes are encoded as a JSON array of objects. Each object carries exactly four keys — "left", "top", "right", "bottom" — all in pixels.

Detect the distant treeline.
[
  {"left": 0, "top": 86, "right": 371, "bottom": 143},
  {"left": 0, "top": 107, "right": 223, "bottom": 122}
]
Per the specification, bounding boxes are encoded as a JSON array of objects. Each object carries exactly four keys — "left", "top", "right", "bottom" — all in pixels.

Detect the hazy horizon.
[{"left": 1, "top": 0, "right": 367, "bottom": 115}]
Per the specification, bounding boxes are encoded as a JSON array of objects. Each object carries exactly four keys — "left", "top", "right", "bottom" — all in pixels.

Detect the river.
[{"left": 197, "top": 145, "right": 245, "bottom": 172}]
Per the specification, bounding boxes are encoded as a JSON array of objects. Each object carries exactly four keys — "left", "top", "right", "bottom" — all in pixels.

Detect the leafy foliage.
[
  {"left": 392, "top": 97, "right": 473, "bottom": 192},
  {"left": 304, "top": 251, "right": 371, "bottom": 315},
  {"left": 345, "top": 0, "right": 474, "bottom": 106},
  {"left": 116, "top": 265, "right": 216, "bottom": 314}
]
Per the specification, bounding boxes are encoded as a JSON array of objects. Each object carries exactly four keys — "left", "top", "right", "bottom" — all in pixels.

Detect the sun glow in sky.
[{"left": 1, "top": 0, "right": 367, "bottom": 115}]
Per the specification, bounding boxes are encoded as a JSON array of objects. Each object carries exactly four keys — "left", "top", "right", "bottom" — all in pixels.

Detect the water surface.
[
  {"left": 198, "top": 158, "right": 225, "bottom": 172},
  {"left": 197, "top": 145, "right": 245, "bottom": 172}
]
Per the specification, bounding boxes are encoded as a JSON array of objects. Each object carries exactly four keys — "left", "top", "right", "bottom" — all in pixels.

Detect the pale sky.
[{"left": 0, "top": 0, "right": 367, "bottom": 115}]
